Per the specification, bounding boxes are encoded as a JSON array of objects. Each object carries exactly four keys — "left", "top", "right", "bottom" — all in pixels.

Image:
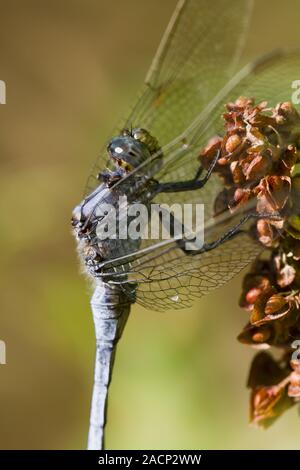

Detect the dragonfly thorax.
[{"left": 107, "top": 127, "right": 161, "bottom": 174}]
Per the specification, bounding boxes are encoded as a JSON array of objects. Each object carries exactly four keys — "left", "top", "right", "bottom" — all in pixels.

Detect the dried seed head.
[
  {"left": 200, "top": 96, "right": 300, "bottom": 426},
  {"left": 225, "top": 134, "right": 242, "bottom": 153}
]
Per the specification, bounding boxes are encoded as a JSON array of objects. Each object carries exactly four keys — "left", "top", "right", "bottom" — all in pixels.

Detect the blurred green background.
[{"left": 1, "top": 0, "right": 300, "bottom": 450}]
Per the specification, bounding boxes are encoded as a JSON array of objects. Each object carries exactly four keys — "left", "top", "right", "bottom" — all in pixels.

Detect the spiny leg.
[
  {"left": 153, "top": 149, "right": 220, "bottom": 195},
  {"left": 177, "top": 212, "right": 282, "bottom": 255}
]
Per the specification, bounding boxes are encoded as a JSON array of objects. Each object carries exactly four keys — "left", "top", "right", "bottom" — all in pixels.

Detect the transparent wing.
[
  {"left": 154, "top": 49, "right": 300, "bottom": 211},
  {"left": 85, "top": 0, "right": 253, "bottom": 194},
  {"left": 82, "top": 0, "right": 300, "bottom": 311},
  {"left": 125, "top": 235, "right": 261, "bottom": 311},
  {"left": 98, "top": 204, "right": 262, "bottom": 311},
  {"left": 93, "top": 51, "right": 300, "bottom": 311}
]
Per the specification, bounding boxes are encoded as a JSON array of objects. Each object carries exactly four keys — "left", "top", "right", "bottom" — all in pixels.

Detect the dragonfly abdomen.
[{"left": 87, "top": 282, "right": 131, "bottom": 450}]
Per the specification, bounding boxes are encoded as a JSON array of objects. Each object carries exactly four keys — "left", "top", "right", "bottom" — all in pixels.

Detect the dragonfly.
[{"left": 72, "top": 0, "right": 300, "bottom": 450}]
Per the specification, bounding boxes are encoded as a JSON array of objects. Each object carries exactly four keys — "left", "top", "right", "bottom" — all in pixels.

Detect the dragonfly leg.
[
  {"left": 154, "top": 149, "right": 220, "bottom": 194},
  {"left": 178, "top": 211, "right": 282, "bottom": 255}
]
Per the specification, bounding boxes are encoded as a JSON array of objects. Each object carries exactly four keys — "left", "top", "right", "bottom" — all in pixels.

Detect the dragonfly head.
[{"left": 107, "top": 128, "right": 161, "bottom": 175}]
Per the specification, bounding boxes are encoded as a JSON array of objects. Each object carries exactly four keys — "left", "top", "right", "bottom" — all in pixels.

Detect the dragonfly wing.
[
  {"left": 99, "top": 51, "right": 300, "bottom": 310},
  {"left": 103, "top": 205, "right": 261, "bottom": 311},
  {"left": 153, "top": 49, "right": 300, "bottom": 208},
  {"left": 130, "top": 235, "right": 261, "bottom": 311},
  {"left": 83, "top": 0, "right": 300, "bottom": 311},
  {"left": 85, "top": 0, "right": 253, "bottom": 195}
]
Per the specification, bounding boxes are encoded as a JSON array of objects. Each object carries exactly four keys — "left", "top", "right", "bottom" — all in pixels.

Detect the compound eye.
[{"left": 107, "top": 140, "right": 125, "bottom": 157}]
